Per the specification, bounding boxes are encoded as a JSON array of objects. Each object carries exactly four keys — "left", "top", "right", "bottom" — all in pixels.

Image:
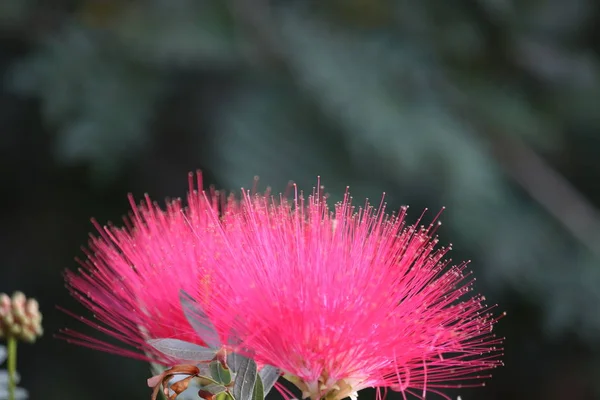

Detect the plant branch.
[{"left": 7, "top": 336, "right": 17, "bottom": 400}]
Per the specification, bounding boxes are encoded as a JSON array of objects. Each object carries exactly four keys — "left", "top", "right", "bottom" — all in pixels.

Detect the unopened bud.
[
  {"left": 0, "top": 294, "right": 11, "bottom": 315},
  {"left": 12, "top": 292, "right": 26, "bottom": 307},
  {"left": 0, "top": 292, "right": 43, "bottom": 343}
]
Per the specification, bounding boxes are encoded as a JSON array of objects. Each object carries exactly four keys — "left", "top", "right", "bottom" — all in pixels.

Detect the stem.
[{"left": 7, "top": 335, "right": 17, "bottom": 400}]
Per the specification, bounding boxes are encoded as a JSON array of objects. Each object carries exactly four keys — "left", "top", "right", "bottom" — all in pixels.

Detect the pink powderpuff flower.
[
  {"left": 61, "top": 173, "right": 222, "bottom": 364},
  {"left": 186, "top": 177, "right": 504, "bottom": 400},
  {"left": 63, "top": 172, "right": 503, "bottom": 400}
]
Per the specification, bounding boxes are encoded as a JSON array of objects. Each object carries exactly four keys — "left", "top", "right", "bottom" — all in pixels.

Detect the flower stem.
[{"left": 7, "top": 335, "right": 17, "bottom": 400}]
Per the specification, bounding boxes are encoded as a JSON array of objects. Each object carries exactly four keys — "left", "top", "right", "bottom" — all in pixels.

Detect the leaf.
[
  {"left": 252, "top": 373, "right": 265, "bottom": 400},
  {"left": 147, "top": 372, "right": 166, "bottom": 388},
  {"left": 197, "top": 363, "right": 213, "bottom": 377},
  {"left": 210, "top": 360, "right": 232, "bottom": 385},
  {"left": 215, "top": 392, "right": 234, "bottom": 400},
  {"left": 232, "top": 356, "right": 258, "bottom": 400},
  {"left": 258, "top": 365, "right": 280, "bottom": 395},
  {"left": 147, "top": 338, "right": 217, "bottom": 362},
  {"left": 197, "top": 374, "right": 222, "bottom": 386},
  {"left": 227, "top": 325, "right": 243, "bottom": 347},
  {"left": 200, "top": 383, "right": 227, "bottom": 395},
  {"left": 226, "top": 352, "right": 247, "bottom": 374},
  {"left": 180, "top": 290, "right": 222, "bottom": 349},
  {"left": 170, "top": 375, "right": 197, "bottom": 397},
  {"left": 147, "top": 365, "right": 201, "bottom": 400}
]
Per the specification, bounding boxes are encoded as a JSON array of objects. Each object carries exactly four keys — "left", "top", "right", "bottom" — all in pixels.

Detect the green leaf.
[
  {"left": 226, "top": 352, "right": 247, "bottom": 374},
  {"left": 215, "top": 392, "right": 234, "bottom": 400},
  {"left": 232, "top": 356, "right": 257, "bottom": 400},
  {"left": 258, "top": 365, "right": 280, "bottom": 395},
  {"left": 197, "top": 375, "right": 222, "bottom": 387},
  {"left": 200, "top": 383, "right": 227, "bottom": 395},
  {"left": 210, "top": 360, "right": 232, "bottom": 385},
  {"left": 146, "top": 338, "right": 217, "bottom": 362},
  {"left": 180, "top": 290, "right": 221, "bottom": 349},
  {"left": 252, "top": 373, "right": 265, "bottom": 400}
]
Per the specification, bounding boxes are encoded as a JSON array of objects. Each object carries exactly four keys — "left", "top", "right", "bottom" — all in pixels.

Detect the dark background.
[{"left": 2, "top": 0, "right": 600, "bottom": 399}]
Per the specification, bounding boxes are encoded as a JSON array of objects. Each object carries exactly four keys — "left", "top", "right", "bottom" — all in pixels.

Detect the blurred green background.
[{"left": 2, "top": 0, "right": 600, "bottom": 399}]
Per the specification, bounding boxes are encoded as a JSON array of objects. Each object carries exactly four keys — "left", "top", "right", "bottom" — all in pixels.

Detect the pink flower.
[
  {"left": 62, "top": 173, "right": 219, "bottom": 363},
  {"left": 190, "top": 179, "right": 503, "bottom": 400},
  {"left": 64, "top": 172, "right": 503, "bottom": 400}
]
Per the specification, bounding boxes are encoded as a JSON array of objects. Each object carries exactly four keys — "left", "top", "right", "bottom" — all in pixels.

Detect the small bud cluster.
[{"left": 0, "top": 292, "right": 43, "bottom": 343}]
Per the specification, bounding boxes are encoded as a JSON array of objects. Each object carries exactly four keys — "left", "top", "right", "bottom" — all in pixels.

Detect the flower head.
[
  {"left": 0, "top": 292, "right": 42, "bottom": 343},
  {"left": 190, "top": 181, "right": 503, "bottom": 400},
  {"left": 63, "top": 173, "right": 219, "bottom": 363},
  {"left": 64, "top": 172, "right": 503, "bottom": 399}
]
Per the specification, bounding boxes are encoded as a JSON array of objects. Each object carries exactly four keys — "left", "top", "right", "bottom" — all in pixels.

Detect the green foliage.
[
  {"left": 3, "top": 0, "right": 600, "bottom": 398},
  {"left": 251, "top": 373, "right": 264, "bottom": 400},
  {"left": 7, "top": 24, "right": 163, "bottom": 178},
  {"left": 147, "top": 339, "right": 217, "bottom": 362},
  {"left": 231, "top": 356, "right": 257, "bottom": 400},
  {"left": 179, "top": 290, "right": 222, "bottom": 350},
  {"left": 209, "top": 361, "right": 232, "bottom": 386}
]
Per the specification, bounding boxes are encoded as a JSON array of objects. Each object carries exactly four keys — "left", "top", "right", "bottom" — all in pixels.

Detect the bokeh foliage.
[{"left": 1, "top": 0, "right": 600, "bottom": 399}]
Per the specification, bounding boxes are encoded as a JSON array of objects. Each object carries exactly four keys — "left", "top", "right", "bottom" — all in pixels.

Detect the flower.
[
  {"left": 64, "top": 172, "right": 503, "bottom": 400},
  {"left": 63, "top": 173, "right": 219, "bottom": 363},
  {"left": 189, "top": 181, "right": 504, "bottom": 400}
]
